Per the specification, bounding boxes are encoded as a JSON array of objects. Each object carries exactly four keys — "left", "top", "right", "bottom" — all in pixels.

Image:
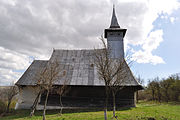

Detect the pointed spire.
[{"left": 110, "top": 5, "right": 120, "bottom": 28}]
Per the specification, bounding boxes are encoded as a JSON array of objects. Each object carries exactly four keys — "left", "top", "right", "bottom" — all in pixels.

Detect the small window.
[
  {"left": 63, "top": 70, "right": 66, "bottom": 76},
  {"left": 72, "top": 58, "right": 75, "bottom": 61},
  {"left": 90, "top": 64, "right": 94, "bottom": 67}
]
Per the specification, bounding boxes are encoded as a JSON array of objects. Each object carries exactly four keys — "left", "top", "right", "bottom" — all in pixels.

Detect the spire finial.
[{"left": 110, "top": 5, "right": 120, "bottom": 28}]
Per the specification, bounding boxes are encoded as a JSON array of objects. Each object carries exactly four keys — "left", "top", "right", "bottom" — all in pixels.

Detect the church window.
[{"left": 90, "top": 64, "right": 94, "bottom": 67}]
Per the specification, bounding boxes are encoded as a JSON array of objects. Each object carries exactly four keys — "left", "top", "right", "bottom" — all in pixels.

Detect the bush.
[
  {"left": 178, "top": 96, "right": 180, "bottom": 102},
  {"left": 142, "top": 74, "right": 180, "bottom": 103},
  {"left": 0, "top": 100, "right": 6, "bottom": 114}
]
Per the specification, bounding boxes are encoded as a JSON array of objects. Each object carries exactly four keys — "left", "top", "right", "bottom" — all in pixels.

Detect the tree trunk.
[
  {"left": 104, "top": 108, "right": 107, "bottom": 120},
  {"left": 6, "top": 101, "right": 11, "bottom": 113},
  {"left": 157, "top": 90, "right": 161, "bottom": 103},
  {"left": 165, "top": 90, "right": 169, "bottom": 103},
  {"left": 158, "top": 94, "right": 161, "bottom": 103},
  {"left": 152, "top": 90, "right": 155, "bottom": 101},
  {"left": 112, "top": 91, "right": 116, "bottom": 118},
  {"left": 104, "top": 87, "right": 108, "bottom": 120},
  {"left": 30, "top": 91, "right": 41, "bottom": 117},
  {"left": 43, "top": 90, "right": 49, "bottom": 120},
  {"left": 59, "top": 95, "right": 63, "bottom": 115},
  {"left": 136, "top": 91, "right": 139, "bottom": 103}
]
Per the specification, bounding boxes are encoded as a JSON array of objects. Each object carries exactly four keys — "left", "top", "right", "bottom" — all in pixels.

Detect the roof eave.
[{"left": 104, "top": 28, "right": 127, "bottom": 38}]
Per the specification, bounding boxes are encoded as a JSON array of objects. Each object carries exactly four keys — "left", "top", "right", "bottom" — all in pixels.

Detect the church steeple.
[
  {"left": 104, "top": 5, "right": 127, "bottom": 59},
  {"left": 110, "top": 5, "right": 120, "bottom": 28},
  {"left": 104, "top": 6, "right": 127, "bottom": 38}
]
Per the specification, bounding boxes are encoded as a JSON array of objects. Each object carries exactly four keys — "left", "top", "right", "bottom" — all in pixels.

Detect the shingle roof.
[
  {"left": 16, "top": 49, "right": 141, "bottom": 87},
  {"left": 16, "top": 60, "right": 48, "bottom": 85}
]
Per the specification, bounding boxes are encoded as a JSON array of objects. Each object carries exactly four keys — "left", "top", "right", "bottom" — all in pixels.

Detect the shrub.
[{"left": 0, "top": 100, "right": 6, "bottom": 114}]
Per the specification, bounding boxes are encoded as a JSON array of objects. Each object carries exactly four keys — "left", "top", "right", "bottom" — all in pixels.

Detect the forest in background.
[{"left": 137, "top": 73, "right": 180, "bottom": 103}]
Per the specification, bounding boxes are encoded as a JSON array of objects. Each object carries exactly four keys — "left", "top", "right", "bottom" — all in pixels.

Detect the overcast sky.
[{"left": 0, "top": 0, "right": 180, "bottom": 85}]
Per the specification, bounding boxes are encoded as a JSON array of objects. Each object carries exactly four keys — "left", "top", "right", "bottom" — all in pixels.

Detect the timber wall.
[{"left": 39, "top": 86, "right": 137, "bottom": 108}]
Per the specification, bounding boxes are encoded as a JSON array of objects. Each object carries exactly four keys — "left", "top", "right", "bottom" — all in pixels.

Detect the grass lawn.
[{"left": 1, "top": 101, "right": 180, "bottom": 120}]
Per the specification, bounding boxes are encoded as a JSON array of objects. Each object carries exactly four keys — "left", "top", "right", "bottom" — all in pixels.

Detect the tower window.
[
  {"left": 90, "top": 64, "right": 94, "bottom": 67},
  {"left": 72, "top": 58, "right": 75, "bottom": 61}
]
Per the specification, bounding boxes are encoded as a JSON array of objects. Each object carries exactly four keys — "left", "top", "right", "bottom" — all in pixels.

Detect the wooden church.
[{"left": 15, "top": 7, "right": 143, "bottom": 110}]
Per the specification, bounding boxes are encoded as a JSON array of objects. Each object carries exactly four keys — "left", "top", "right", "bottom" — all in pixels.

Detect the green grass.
[{"left": 1, "top": 101, "right": 180, "bottom": 120}]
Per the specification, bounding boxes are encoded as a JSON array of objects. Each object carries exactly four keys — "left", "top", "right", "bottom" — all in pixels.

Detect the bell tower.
[{"left": 104, "top": 6, "right": 127, "bottom": 59}]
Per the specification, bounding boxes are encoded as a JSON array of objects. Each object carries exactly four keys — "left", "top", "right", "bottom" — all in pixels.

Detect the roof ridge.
[
  {"left": 33, "top": 60, "right": 48, "bottom": 62},
  {"left": 53, "top": 49, "right": 101, "bottom": 51}
]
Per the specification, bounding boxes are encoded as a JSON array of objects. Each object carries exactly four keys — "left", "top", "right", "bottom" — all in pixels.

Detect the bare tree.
[
  {"left": 36, "top": 60, "right": 66, "bottom": 120},
  {"left": 94, "top": 36, "right": 129, "bottom": 120},
  {"left": 109, "top": 59, "right": 129, "bottom": 118},
  {"left": 154, "top": 80, "right": 161, "bottom": 103},
  {"left": 55, "top": 73, "right": 70, "bottom": 115},
  {"left": 148, "top": 80, "right": 157, "bottom": 101},
  {"left": 94, "top": 36, "right": 112, "bottom": 120},
  {"left": 160, "top": 78, "right": 173, "bottom": 103},
  {"left": 149, "top": 77, "right": 161, "bottom": 102},
  {"left": 30, "top": 86, "right": 44, "bottom": 117},
  {"left": 4, "top": 84, "right": 18, "bottom": 113}
]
